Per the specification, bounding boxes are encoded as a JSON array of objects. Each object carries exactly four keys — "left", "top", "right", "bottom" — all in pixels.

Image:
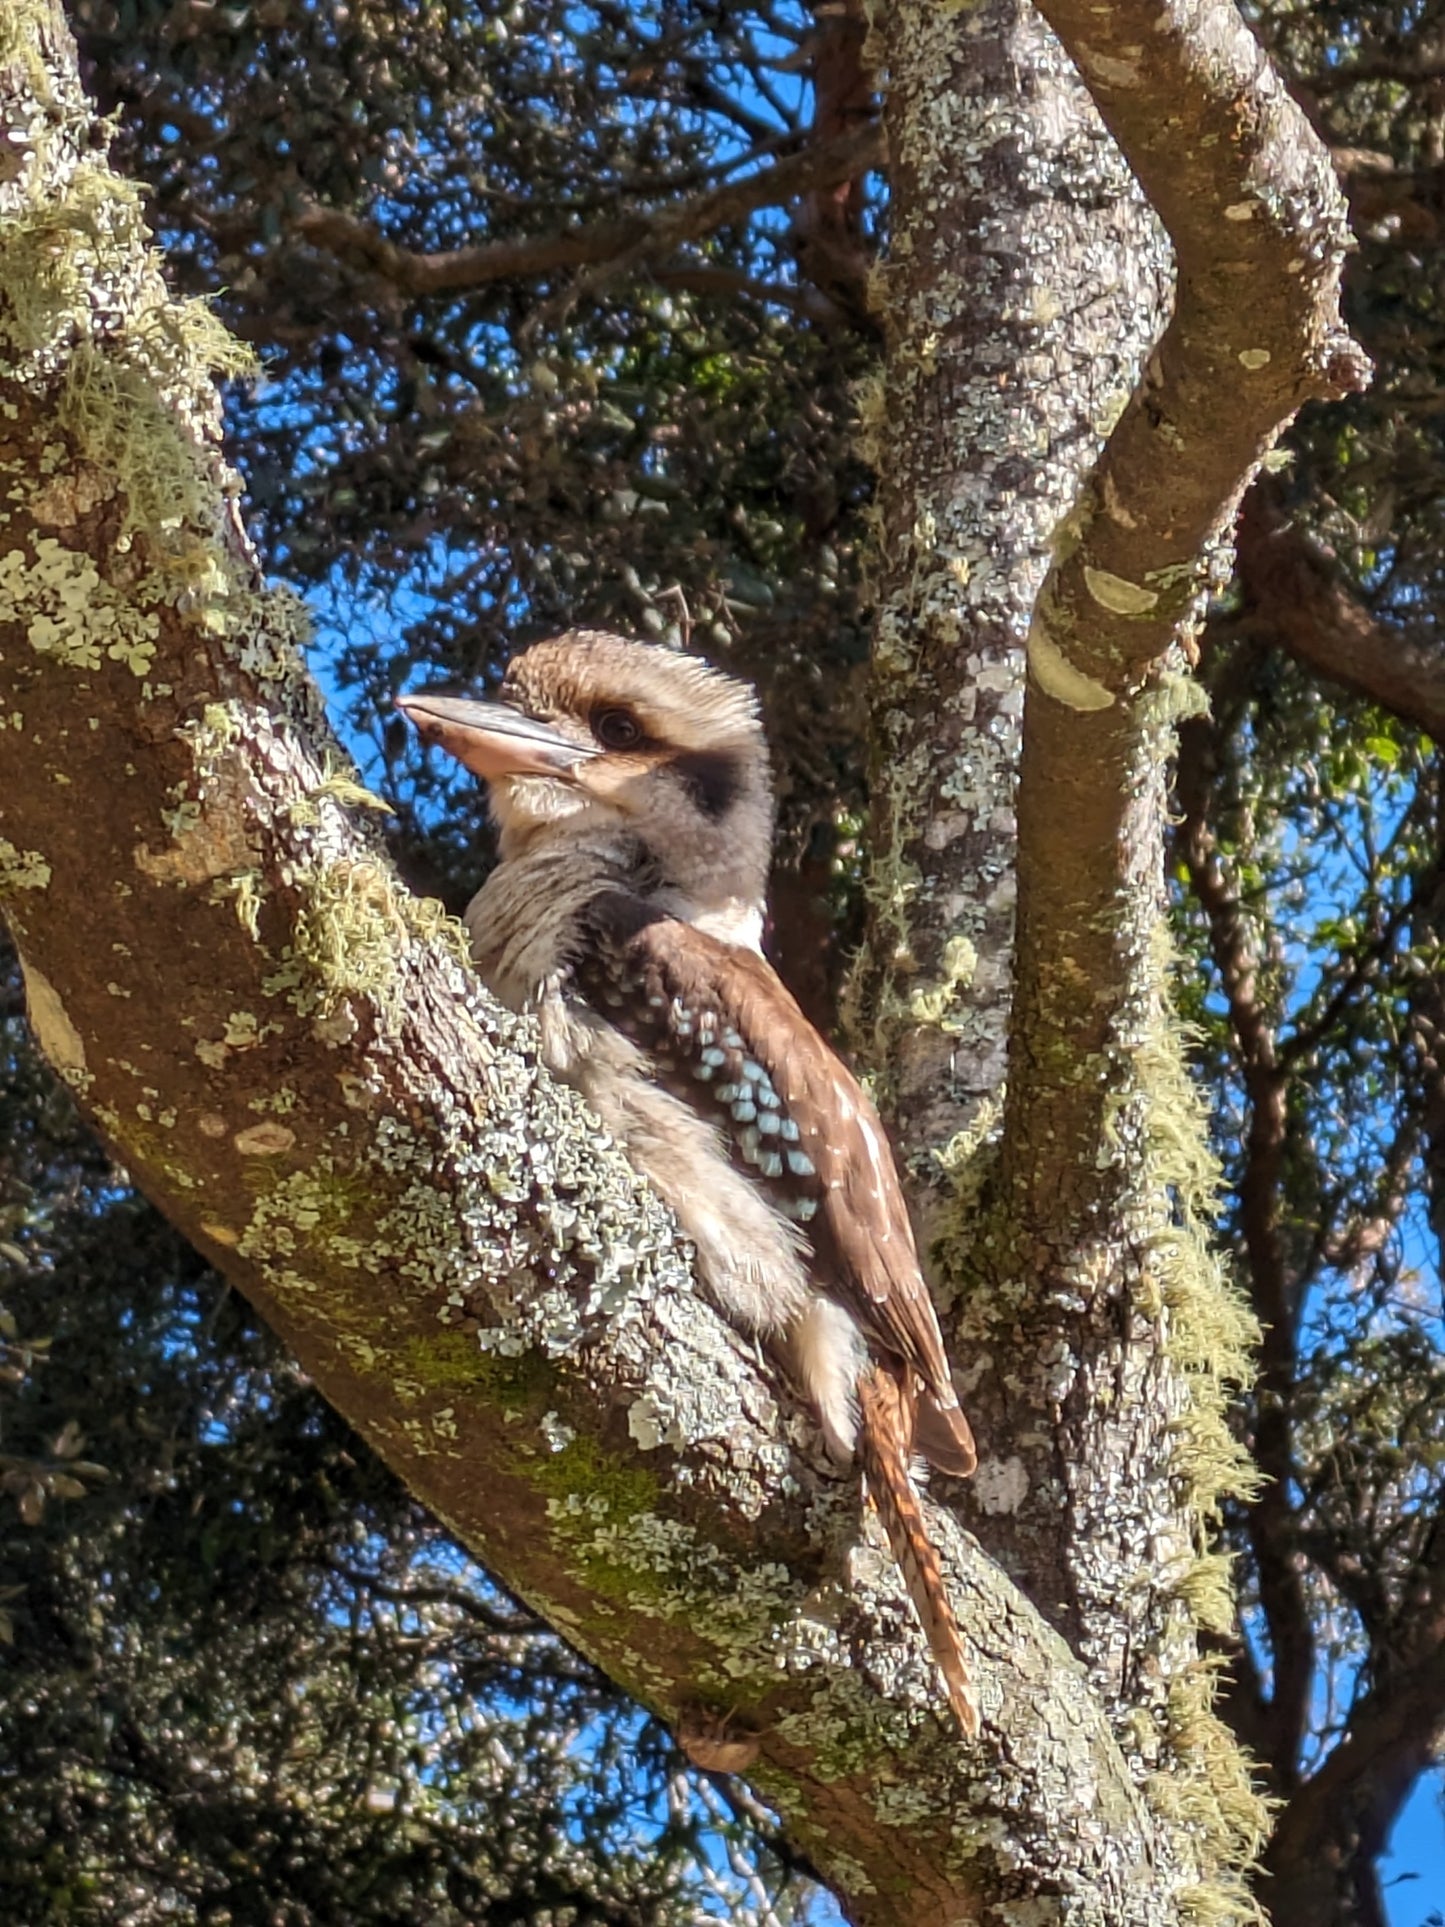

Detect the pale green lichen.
[
  {"left": 0, "top": 132, "right": 253, "bottom": 525},
  {"left": 1135, "top": 930, "right": 1261, "bottom": 1520},
  {"left": 1151, "top": 1664, "right": 1270, "bottom": 1927},
  {"left": 852, "top": 366, "right": 891, "bottom": 472},
  {"left": 288, "top": 756, "right": 396, "bottom": 827},
  {"left": 159, "top": 795, "right": 203, "bottom": 840},
  {"left": 538, "top": 1488, "right": 860, "bottom": 1713},
  {"left": 1169, "top": 1550, "right": 1238, "bottom": 1639},
  {"left": 191, "top": 701, "right": 244, "bottom": 752},
  {"left": 209, "top": 868, "right": 264, "bottom": 940},
  {"left": 1083, "top": 564, "right": 1160, "bottom": 617},
  {"left": 933, "top": 1094, "right": 1002, "bottom": 1207},
  {"left": 1133, "top": 863, "right": 1268, "bottom": 1922},
  {"left": 0, "top": 161, "right": 147, "bottom": 360},
  {"left": 0, "top": 838, "right": 51, "bottom": 892},
  {"left": 239, "top": 1158, "right": 376, "bottom": 1266},
  {"left": 247, "top": 1086, "right": 298, "bottom": 1115},
  {"left": 841, "top": 746, "right": 933, "bottom": 1067},
  {"left": 865, "top": 751, "right": 929, "bottom": 965},
  {"left": 0, "top": 535, "right": 161, "bottom": 677},
  {"left": 57, "top": 327, "right": 251, "bottom": 541},
  {"left": 265, "top": 860, "right": 412, "bottom": 1019},
  {"left": 216, "top": 1076, "right": 857, "bottom": 1718},
  {"left": 906, "top": 933, "right": 977, "bottom": 1029},
  {"left": 222, "top": 1010, "right": 277, "bottom": 1050},
  {"left": 1146, "top": 662, "right": 1213, "bottom": 732},
  {"left": 264, "top": 855, "right": 470, "bottom": 1021},
  {"left": 0, "top": 110, "right": 300, "bottom": 709}
]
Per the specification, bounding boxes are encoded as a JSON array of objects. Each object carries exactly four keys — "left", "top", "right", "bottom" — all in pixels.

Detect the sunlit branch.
[{"left": 1236, "top": 479, "right": 1445, "bottom": 739}]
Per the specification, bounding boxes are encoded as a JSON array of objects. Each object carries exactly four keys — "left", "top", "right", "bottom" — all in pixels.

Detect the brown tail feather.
[
  {"left": 856, "top": 1364, "right": 979, "bottom": 1737},
  {"left": 914, "top": 1386, "right": 978, "bottom": 1478}
]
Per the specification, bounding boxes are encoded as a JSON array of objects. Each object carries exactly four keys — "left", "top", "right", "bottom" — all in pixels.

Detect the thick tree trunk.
[
  {"left": 852, "top": 0, "right": 1256, "bottom": 1908},
  {"left": 854, "top": 0, "right": 1364, "bottom": 1915}
]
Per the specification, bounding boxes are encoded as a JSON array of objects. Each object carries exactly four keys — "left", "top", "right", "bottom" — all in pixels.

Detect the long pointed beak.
[{"left": 395, "top": 694, "right": 598, "bottom": 785}]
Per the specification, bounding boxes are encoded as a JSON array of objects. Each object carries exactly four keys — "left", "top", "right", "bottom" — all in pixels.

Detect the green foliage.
[{"left": 68, "top": 0, "right": 873, "bottom": 898}]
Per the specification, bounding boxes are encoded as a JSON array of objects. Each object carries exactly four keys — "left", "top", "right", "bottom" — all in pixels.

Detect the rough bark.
[
  {"left": 853, "top": 0, "right": 1362, "bottom": 1915},
  {"left": 849, "top": 0, "right": 1169, "bottom": 1174},
  {"left": 1006, "top": 0, "right": 1369, "bottom": 1256},
  {"left": 982, "top": 0, "right": 1366, "bottom": 1765}
]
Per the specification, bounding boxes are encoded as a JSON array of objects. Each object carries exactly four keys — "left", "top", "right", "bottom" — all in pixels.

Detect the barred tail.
[{"left": 856, "top": 1364, "right": 979, "bottom": 1737}]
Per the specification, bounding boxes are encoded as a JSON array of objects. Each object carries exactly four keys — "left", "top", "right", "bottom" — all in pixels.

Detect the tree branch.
[
  {"left": 1006, "top": 0, "right": 1368, "bottom": 1255},
  {"left": 844, "top": 8, "right": 1270, "bottom": 1907},
  {"left": 1174, "top": 686, "right": 1313, "bottom": 1793},
  {"left": 291, "top": 125, "right": 884, "bottom": 298},
  {"left": 1264, "top": 1630, "right": 1445, "bottom": 1927},
  {"left": 863, "top": 0, "right": 1357, "bottom": 1790},
  {"left": 318, "top": 1558, "right": 551, "bottom": 1640},
  {"left": 989, "top": 0, "right": 1363, "bottom": 1702},
  {"left": 1309, "top": 57, "right": 1445, "bottom": 94},
  {"left": 1235, "top": 477, "right": 1445, "bottom": 737}
]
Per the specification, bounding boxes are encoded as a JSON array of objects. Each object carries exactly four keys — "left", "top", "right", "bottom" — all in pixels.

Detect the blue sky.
[{"left": 1386, "top": 1773, "right": 1444, "bottom": 1926}]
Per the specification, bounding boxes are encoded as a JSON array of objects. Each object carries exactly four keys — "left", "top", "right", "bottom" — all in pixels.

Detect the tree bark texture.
[{"left": 853, "top": 0, "right": 1363, "bottom": 1914}]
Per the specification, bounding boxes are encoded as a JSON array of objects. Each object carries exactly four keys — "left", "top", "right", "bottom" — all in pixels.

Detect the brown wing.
[{"left": 574, "top": 892, "right": 970, "bottom": 1459}]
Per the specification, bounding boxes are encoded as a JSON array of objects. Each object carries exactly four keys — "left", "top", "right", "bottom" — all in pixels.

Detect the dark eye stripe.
[{"left": 669, "top": 749, "right": 742, "bottom": 820}]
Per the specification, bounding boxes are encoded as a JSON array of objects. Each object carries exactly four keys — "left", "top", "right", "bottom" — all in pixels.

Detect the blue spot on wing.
[{"left": 572, "top": 892, "right": 830, "bottom": 1232}]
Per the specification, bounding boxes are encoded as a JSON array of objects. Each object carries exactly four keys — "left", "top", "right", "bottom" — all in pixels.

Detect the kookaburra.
[{"left": 398, "top": 630, "right": 978, "bottom": 1733}]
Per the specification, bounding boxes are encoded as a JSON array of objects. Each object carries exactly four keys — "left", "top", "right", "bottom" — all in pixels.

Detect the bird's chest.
[
  {"left": 464, "top": 862, "right": 656, "bottom": 1104},
  {"left": 466, "top": 865, "right": 823, "bottom": 1228},
  {"left": 464, "top": 853, "right": 608, "bottom": 1010}
]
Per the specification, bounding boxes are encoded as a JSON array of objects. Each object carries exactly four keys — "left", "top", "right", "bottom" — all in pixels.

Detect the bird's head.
[{"left": 397, "top": 630, "right": 775, "bottom": 911}]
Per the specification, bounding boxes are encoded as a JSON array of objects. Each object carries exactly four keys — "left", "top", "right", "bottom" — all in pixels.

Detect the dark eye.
[{"left": 593, "top": 706, "right": 642, "bottom": 750}]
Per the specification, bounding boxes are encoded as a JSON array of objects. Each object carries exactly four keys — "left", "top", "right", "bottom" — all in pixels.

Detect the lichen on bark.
[{"left": 848, "top": 0, "right": 1357, "bottom": 1918}]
